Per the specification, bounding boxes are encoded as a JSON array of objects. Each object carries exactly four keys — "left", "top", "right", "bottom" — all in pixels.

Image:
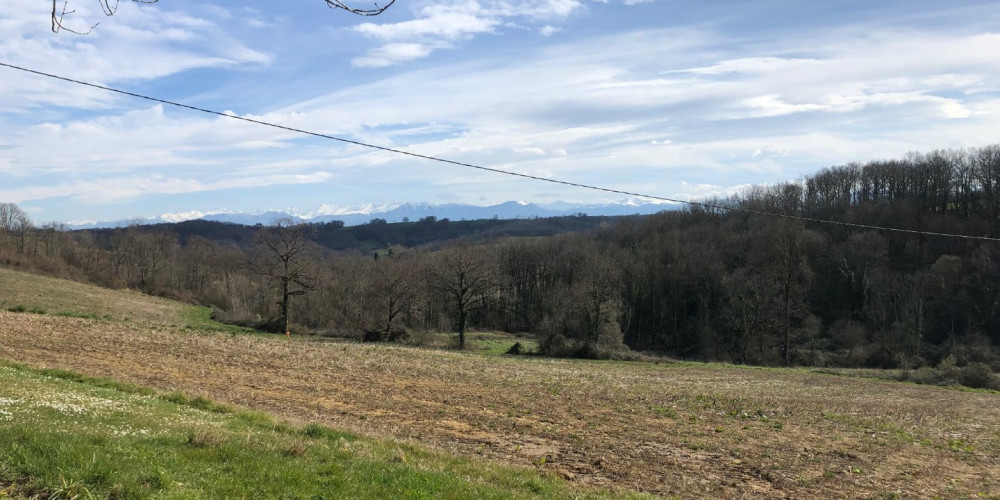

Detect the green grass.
[
  {"left": 177, "top": 305, "right": 257, "bottom": 335},
  {"left": 471, "top": 333, "right": 540, "bottom": 356},
  {"left": 0, "top": 362, "right": 643, "bottom": 499},
  {"left": 418, "top": 331, "right": 540, "bottom": 356},
  {"left": 3, "top": 305, "right": 45, "bottom": 315}
]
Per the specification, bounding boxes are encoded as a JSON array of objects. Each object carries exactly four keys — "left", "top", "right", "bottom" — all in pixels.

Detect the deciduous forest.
[{"left": 3, "top": 146, "right": 1000, "bottom": 383}]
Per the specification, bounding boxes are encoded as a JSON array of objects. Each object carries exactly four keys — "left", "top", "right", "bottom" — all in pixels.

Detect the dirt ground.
[{"left": 2, "top": 311, "right": 998, "bottom": 499}]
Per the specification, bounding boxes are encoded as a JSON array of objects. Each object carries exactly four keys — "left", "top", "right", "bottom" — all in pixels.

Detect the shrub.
[
  {"left": 959, "top": 363, "right": 997, "bottom": 390},
  {"left": 865, "top": 346, "right": 900, "bottom": 369}
]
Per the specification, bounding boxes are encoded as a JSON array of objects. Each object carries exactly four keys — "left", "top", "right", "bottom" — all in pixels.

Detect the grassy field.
[
  {"left": 0, "top": 267, "right": 250, "bottom": 333},
  {"left": 2, "top": 309, "right": 999, "bottom": 499},
  {"left": 0, "top": 361, "right": 643, "bottom": 499}
]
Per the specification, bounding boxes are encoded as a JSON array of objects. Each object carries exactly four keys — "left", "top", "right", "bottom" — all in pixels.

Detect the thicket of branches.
[{"left": 3, "top": 145, "right": 1000, "bottom": 385}]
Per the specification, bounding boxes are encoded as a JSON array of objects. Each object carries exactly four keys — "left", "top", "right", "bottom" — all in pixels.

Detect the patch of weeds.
[
  {"left": 162, "top": 392, "right": 231, "bottom": 414},
  {"left": 4, "top": 305, "right": 44, "bottom": 314},
  {"left": 186, "top": 429, "right": 225, "bottom": 448},
  {"left": 55, "top": 311, "right": 113, "bottom": 321},
  {"left": 32, "top": 366, "right": 155, "bottom": 396},
  {"left": 140, "top": 470, "right": 170, "bottom": 491},
  {"left": 301, "top": 423, "right": 351, "bottom": 441},
  {"left": 873, "top": 491, "right": 901, "bottom": 499},
  {"left": 685, "top": 440, "right": 705, "bottom": 451},
  {"left": 524, "top": 479, "right": 546, "bottom": 494},
  {"left": 48, "top": 476, "right": 93, "bottom": 500},
  {"left": 651, "top": 405, "right": 677, "bottom": 419},
  {"left": 233, "top": 409, "right": 273, "bottom": 428},
  {"left": 283, "top": 442, "right": 309, "bottom": 457},
  {"left": 877, "top": 422, "right": 915, "bottom": 443},
  {"left": 947, "top": 438, "right": 975, "bottom": 453}
]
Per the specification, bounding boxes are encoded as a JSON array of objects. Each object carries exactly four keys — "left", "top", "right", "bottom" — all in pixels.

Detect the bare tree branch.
[
  {"left": 52, "top": 0, "right": 394, "bottom": 34},
  {"left": 324, "top": 0, "right": 396, "bottom": 16},
  {"left": 51, "top": 0, "right": 97, "bottom": 35}
]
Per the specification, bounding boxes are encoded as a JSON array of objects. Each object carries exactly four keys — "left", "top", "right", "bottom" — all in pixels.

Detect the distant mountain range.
[{"left": 67, "top": 200, "right": 679, "bottom": 230}]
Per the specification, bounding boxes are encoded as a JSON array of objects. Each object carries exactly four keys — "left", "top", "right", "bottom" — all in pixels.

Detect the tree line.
[{"left": 3, "top": 145, "right": 1000, "bottom": 378}]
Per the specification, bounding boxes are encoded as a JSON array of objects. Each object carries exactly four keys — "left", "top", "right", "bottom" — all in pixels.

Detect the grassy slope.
[
  {"left": 0, "top": 267, "right": 248, "bottom": 333},
  {"left": 0, "top": 362, "right": 637, "bottom": 500}
]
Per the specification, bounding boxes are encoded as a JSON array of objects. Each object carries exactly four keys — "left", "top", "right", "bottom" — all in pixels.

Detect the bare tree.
[
  {"left": 365, "top": 246, "right": 419, "bottom": 340},
  {"left": 132, "top": 231, "right": 177, "bottom": 290},
  {"left": 0, "top": 203, "right": 26, "bottom": 233},
  {"left": 52, "top": 0, "right": 395, "bottom": 34},
  {"left": 252, "top": 219, "right": 315, "bottom": 335},
  {"left": 723, "top": 267, "right": 778, "bottom": 364},
  {"left": 427, "top": 244, "right": 497, "bottom": 349},
  {"left": 0, "top": 203, "right": 32, "bottom": 254}
]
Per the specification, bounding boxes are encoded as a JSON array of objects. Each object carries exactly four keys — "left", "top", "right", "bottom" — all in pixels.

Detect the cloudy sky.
[{"left": 1, "top": 0, "right": 999, "bottom": 223}]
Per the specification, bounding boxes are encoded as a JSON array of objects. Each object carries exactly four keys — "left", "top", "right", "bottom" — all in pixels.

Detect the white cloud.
[
  {"left": 675, "top": 181, "right": 751, "bottom": 201},
  {"left": 0, "top": 105, "right": 320, "bottom": 175},
  {"left": 353, "top": 5, "right": 498, "bottom": 41},
  {"left": 351, "top": 42, "right": 437, "bottom": 67},
  {"left": 350, "top": 0, "right": 585, "bottom": 67},
  {"left": 539, "top": 25, "right": 560, "bottom": 36},
  {"left": 0, "top": 172, "right": 332, "bottom": 204}
]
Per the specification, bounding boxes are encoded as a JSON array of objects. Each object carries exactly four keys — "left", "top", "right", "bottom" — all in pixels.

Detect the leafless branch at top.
[{"left": 52, "top": 0, "right": 394, "bottom": 34}]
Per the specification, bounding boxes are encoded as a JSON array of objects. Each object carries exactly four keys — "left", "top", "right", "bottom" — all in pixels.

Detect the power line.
[{"left": 2, "top": 60, "right": 999, "bottom": 242}]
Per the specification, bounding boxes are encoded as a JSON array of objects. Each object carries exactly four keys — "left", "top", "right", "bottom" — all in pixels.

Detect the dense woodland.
[{"left": 3, "top": 145, "right": 1000, "bottom": 381}]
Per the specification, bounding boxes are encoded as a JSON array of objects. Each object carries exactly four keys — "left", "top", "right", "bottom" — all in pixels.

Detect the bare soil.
[{"left": 2, "top": 310, "right": 998, "bottom": 499}]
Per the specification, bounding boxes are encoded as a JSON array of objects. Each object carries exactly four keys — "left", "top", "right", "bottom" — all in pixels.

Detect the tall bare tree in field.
[
  {"left": 427, "top": 244, "right": 497, "bottom": 349},
  {"left": 253, "top": 219, "right": 315, "bottom": 335}
]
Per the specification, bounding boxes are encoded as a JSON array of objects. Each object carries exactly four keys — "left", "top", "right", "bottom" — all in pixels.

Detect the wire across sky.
[{"left": 2, "top": 60, "right": 998, "bottom": 242}]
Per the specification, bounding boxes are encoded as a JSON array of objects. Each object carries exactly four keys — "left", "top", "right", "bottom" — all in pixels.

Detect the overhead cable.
[{"left": 2, "top": 60, "right": 998, "bottom": 242}]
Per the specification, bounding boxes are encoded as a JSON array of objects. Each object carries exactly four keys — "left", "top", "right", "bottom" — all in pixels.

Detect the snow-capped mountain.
[{"left": 66, "top": 200, "right": 679, "bottom": 229}]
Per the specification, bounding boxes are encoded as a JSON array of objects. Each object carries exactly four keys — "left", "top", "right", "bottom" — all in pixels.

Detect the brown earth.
[{"left": 1, "top": 310, "right": 998, "bottom": 499}]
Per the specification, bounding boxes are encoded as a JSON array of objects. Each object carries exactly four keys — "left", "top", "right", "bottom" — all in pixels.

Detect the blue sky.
[{"left": 1, "top": 0, "right": 999, "bottom": 224}]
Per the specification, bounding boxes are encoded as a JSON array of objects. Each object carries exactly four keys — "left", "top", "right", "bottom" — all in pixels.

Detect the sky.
[{"left": 1, "top": 0, "right": 999, "bottom": 224}]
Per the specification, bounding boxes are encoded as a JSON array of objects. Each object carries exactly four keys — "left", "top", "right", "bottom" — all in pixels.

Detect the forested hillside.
[
  {"left": 2, "top": 145, "right": 999, "bottom": 378},
  {"left": 108, "top": 213, "right": 621, "bottom": 252}
]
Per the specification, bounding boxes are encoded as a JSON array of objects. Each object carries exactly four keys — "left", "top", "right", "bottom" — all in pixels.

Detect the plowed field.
[{"left": 2, "top": 310, "right": 998, "bottom": 498}]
